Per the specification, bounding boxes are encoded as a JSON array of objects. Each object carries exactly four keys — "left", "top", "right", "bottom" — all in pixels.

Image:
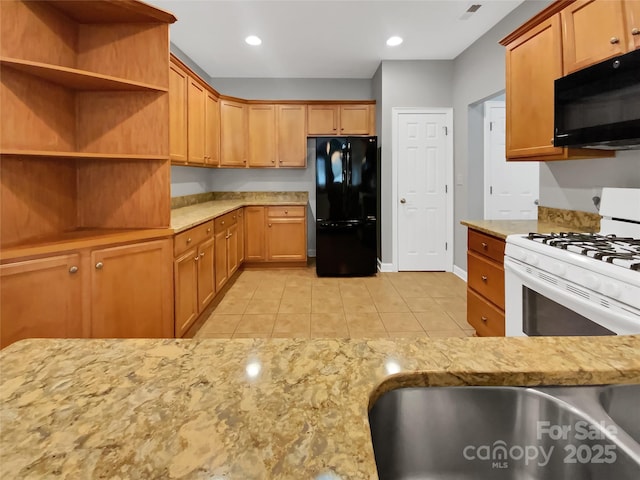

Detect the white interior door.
[
  {"left": 484, "top": 101, "right": 539, "bottom": 220},
  {"left": 397, "top": 112, "right": 450, "bottom": 271}
]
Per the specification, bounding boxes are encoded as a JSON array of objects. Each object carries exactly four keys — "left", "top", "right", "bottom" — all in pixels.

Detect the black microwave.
[{"left": 554, "top": 48, "right": 640, "bottom": 150}]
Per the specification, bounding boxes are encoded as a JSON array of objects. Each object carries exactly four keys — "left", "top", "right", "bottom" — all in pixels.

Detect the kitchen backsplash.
[
  {"left": 171, "top": 191, "right": 309, "bottom": 209},
  {"left": 538, "top": 206, "right": 601, "bottom": 231}
]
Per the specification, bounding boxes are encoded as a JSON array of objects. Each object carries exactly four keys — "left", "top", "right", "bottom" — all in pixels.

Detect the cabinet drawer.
[
  {"left": 214, "top": 211, "right": 238, "bottom": 233},
  {"left": 267, "top": 205, "right": 305, "bottom": 217},
  {"left": 467, "top": 288, "right": 505, "bottom": 337},
  {"left": 174, "top": 221, "right": 214, "bottom": 256},
  {"left": 468, "top": 230, "right": 505, "bottom": 264},
  {"left": 467, "top": 251, "right": 505, "bottom": 310}
]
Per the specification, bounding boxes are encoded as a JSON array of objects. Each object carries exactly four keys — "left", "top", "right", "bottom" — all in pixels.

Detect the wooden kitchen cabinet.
[
  {"left": 501, "top": 8, "right": 614, "bottom": 161},
  {"left": 220, "top": 99, "right": 248, "bottom": 167},
  {"left": 244, "top": 206, "right": 266, "bottom": 262},
  {"left": 561, "top": 0, "right": 638, "bottom": 75},
  {"left": 214, "top": 210, "right": 240, "bottom": 291},
  {"left": 307, "top": 103, "right": 375, "bottom": 136},
  {"left": 0, "top": 254, "right": 83, "bottom": 348},
  {"left": 173, "top": 221, "right": 215, "bottom": 337},
  {"left": 466, "top": 229, "right": 505, "bottom": 337},
  {"left": 266, "top": 206, "right": 307, "bottom": 262},
  {"left": 277, "top": 104, "right": 307, "bottom": 167},
  {"left": 205, "top": 91, "right": 220, "bottom": 166},
  {"left": 339, "top": 104, "right": 373, "bottom": 135},
  {"left": 91, "top": 239, "right": 173, "bottom": 339},
  {"left": 187, "top": 77, "right": 206, "bottom": 165},
  {"left": 248, "top": 104, "right": 277, "bottom": 167},
  {"left": 307, "top": 105, "right": 339, "bottom": 135},
  {"left": 237, "top": 208, "right": 245, "bottom": 264},
  {"left": 169, "top": 60, "right": 188, "bottom": 163}
]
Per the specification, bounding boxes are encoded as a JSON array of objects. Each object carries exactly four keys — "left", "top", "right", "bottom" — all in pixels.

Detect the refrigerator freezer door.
[{"left": 316, "top": 219, "right": 377, "bottom": 276}]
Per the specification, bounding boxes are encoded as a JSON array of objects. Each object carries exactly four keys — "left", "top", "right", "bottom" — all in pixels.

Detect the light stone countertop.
[
  {"left": 172, "top": 198, "right": 308, "bottom": 233},
  {"left": 460, "top": 219, "right": 597, "bottom": 240},
  {"left": 1, "top": 336, "right": 639, "bottom": 479}
]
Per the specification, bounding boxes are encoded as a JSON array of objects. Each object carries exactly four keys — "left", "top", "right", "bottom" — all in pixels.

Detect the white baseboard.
[
  {"left": 308, "top": 249, "right": 316, "bottom": 257},
  {"left": 377, "top": 259, "right": 395, "bottom": 272},
  {"left": 453, "top": 265, "right": 467, "bottom": 282}
]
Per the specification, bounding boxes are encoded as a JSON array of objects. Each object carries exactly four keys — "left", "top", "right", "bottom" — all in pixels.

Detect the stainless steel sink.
[
  {"left": 599, "top": 384, "right": 640, "bottom": 443},
  {"left": 368, "top": 385, "right": 640, "bottom": 480}
]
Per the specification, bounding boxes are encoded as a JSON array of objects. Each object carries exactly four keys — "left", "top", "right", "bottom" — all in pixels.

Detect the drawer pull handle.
[
  {"left": 187, "top": 237, "right": 192, "bottom": 243},
  {"left": 481, "top": 242, "right": 488, "bottom": 249},
  {"left": 95, "top": 262, "right": 104, "bottom": 270},
  {"left": 69, "top": 266, "right": 78, "bottom": 274},
  {"left": 481, "top": 275, "right": 488, "bottom": 282},
  {"left": 481, "top": 316, "right": 488, "bottom": 323}
]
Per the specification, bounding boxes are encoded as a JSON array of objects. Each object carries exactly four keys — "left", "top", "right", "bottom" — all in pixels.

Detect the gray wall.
[
  {"left": 378, "top": 60, "right": 455, "bottom": 266},
  {"left": 539, "top": 151, "right": 640, "bottom": 212},
  {"left": 209, "top": 78, "right": 373, "bottom": 100},
  {"left": 451, "top": 0, "right": 553, "bottom": 272}
]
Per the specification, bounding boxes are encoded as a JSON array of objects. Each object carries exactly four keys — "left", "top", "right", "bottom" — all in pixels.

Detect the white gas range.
[{"left": 504, "top": 188, "right": 640, "bottom": 336}]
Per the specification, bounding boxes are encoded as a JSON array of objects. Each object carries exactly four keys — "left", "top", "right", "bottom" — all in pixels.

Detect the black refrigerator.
[{"left": 315, "top": 136, "right": 377, "bottom": 276}]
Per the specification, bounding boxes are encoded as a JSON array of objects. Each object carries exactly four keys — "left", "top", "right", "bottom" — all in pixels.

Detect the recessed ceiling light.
[
  {"left": 386, "top": 36, "right": 403, "bottom": 47},
  {"left": 245, "top": 35, "right": 262, "bottom": 46}
]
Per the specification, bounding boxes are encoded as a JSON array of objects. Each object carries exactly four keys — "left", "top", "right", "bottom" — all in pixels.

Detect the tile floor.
[{"left": 194, "top": 266, "right": 474, "bottom": 339}]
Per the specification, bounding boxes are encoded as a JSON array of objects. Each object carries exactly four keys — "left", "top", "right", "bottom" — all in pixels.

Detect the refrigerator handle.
[{"left": 346, "top": 150, "right": 351, "bottom": 185}]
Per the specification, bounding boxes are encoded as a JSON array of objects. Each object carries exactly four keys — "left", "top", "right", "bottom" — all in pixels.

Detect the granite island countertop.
[
  {"left": 171, "top": 192, "right": 308, "bottom": 233},
  {"left": 1, "top": 336, "right": 639, "bottom": 479},
  {"left": 460, "top": 219, "right": 597, "bottom": 240}
]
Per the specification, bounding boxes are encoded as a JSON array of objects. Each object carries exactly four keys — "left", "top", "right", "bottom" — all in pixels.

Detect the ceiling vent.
[{"left": 459, "top": 4, "right": 482, "bottom": 20}]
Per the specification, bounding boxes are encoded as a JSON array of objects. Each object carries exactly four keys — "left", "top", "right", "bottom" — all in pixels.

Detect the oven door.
[{"left": 504, "top": 257, "right": 640, "bottom": 337}]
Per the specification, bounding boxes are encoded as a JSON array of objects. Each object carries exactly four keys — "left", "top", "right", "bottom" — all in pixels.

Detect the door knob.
[{"left": 400, "top": 198, "right": 406, "bottom": 204}]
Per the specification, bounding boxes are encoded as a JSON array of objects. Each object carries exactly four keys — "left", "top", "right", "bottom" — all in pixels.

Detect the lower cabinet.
[
  {"left": 174, "top": 221, "right": 215, "bottom": 337},
  {"left": 244, "top": 206, "right": 266, "bottom": 261},
  {"left": 266, "top": 206, "right": 307, "bottom": 261},
  {"left": 0, "top": 237, "right": 174, "bottom": 348},
  {"left": 0, "top": 254, "right": 83, "bottom": 348},
  {"left": 214, "top": 210, "right": 241, "bottom": 292}
]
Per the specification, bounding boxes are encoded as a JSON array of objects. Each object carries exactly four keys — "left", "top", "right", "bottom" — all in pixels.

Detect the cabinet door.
[
  {"left": 174, "top": 247, "right": 198, "bottom": 338},
  {"left": 205, "top": 92, "right": 220, "bottom": 166},
  {"left": 214, "top": 230, "right": 228, "bottom": 291},
  {"left": 220, "top": 99, "right": 248, "bottom": 167},
  {"left": 0, "top": 254, "right": 83, "bottom": 348},
  {"left": 562, "top": 0, "right": 628, "bottom": 74},
  {"left": 506, "top": 15, "right": 565, "bottom": 159},
  {"left": 307, "top": 105, "right": 339, "bottom": 135},
  {"left": 187, "top": 78, "right": 206, "bottom": 164},
  {"left": 91, "top": 239, "right": 173, "bottom": 338},
  {"left": 277, "top": 104, "right": 307, "bottom": 167},
  {"left": 237, "top": 208, "right": 245, "bottom": 264},
  {"left": 266, "top": 217, "right": 307, "bottom": 261},
  {"left": 227, "top": 223, "right": 239, "bottom": 277},
  {"left": 248, "top": 104, "right": 276, "bottom": 167},
  {"left": 339, "top": 104, "right": 371, "bottom": 135},
  {"left": 244, "top": 206, "right": 266, "bottom": 262},
  {"left": 626, "top": 0, "right": 640, "bottom": 50},
  {"left": 169, "top": 61, "right": 188, "bottom": 163},
  {"left": 197, "top": 237, "right": 215, "bottom": 311}
]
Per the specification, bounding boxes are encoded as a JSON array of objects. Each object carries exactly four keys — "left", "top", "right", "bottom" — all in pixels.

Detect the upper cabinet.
[
  {"left": 307, "top": 103, "right": 375, "bottom": 136},
  {"left": 187, "top": 77, "right": 207, "bottom": 165},
  {"left": 561, "top": 0, "right": 638, "bottom": 74},
  {"left": 500, "top": 0, "right": 616, "bottom": 161},
  {"left": 205, "top": 92, "right": 220, "bottom": 166},
  {"left": 169, "top": 61, "right": 188, "bottom": 163},
  {"left": 220, "top": 99, "right": 248, "bottom": 167},
  {"left": 248, "top": 104, "right": 277, "bottom": 167}
]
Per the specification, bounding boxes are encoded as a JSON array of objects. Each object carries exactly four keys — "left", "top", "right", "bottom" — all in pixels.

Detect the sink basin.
[
  {"left": 599, "top": 384, "right": 640, "bottom": 443},
  {"left": 368, "top": 386, "right": 640, "bottom": 480}
]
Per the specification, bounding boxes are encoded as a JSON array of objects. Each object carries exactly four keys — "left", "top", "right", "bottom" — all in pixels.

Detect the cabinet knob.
[
  {"left": 233, "top": 215, "right": 236, "bottom": 220},
  {"left": 481, "top": 242, "right": 488, "bottom": 249},
  {"left": 272, "top": 159, "right": 275, "bottom": 164},
  {"left": 284, "top": 210, "right": 288, "bottom": 214},
  {"left": 69, "top": 266, "right": 78, "bottom": 274},
  {"left": 200, "top": 252, "right": 205, "bottom": 258},
  {"left": 550, "top": 138, "right": 554, "bottom": 144},
  {"left": 95, "top": 262, "right": 104, "bottom": 270},
  {"left": 481, "top": 275, "right": 488, "bottom": 282},
  {"left": 481, "top": 316, "right": 488, "bottom": 323},
  {"left": 228, "top": 233, "right": 233, "bottom": 237},
  {"left": 221, "top": 221, "right": 225, "bottom": 225},
  {"left": 610, "top": 36, "right": 620, "bottom": 44},
  {"left": 207, "top": 228, "right": 211, "bottom": 233},
  {"left": 632, "top": 27, "right": 640, "bottom": 35},
  {"left": 194, "top": 256, "right": 199, "bottom": 261},
  {"left": 187, "top": 237, "right": 192, "bottom": 243},
  {"left": 268, "top": 223, "right": 272, "bottom": 227}
]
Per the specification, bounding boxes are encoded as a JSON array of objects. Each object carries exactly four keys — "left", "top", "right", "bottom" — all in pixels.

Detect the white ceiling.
[{"left": 150, "top": 0, "right": 525, "bottom": 79}]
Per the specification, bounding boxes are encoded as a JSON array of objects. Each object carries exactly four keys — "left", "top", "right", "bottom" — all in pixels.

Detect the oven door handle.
[{"left": 504, "top": 258, "right": 640, "bottom": 334}]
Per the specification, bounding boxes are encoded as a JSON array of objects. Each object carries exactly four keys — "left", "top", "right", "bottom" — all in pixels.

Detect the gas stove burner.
[{"left": 526, "top": 232, "right": 640, "bottom": 270}]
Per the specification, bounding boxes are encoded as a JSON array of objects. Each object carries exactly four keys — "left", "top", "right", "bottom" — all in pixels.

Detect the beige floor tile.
[
  {"left": 340, "top": 285, "right": 370, "bottom": 299},
  {"left": 284, "top": 276, "right": 312, "bottom": 287},
  {"left": 345, "top": 312, "right": 386, "bottom": 335},
  {"left": 413, "top": 311, "right": 460, "bottom": 331},
  {"left": 200, "top": 313, "right": 243, "bottom": 334},
  {"left": 312, "top": 286, "right": 341, "bottom": 299},
  {"left": 245, "top": 297, "right": 281, "bottom": 314},
  {"left": 214, "top": 298, "right": 250, "bottom": 314},
  {"left": 434, "top": 297, "right": 468, "bottom": 328},
  {"left": 342, "top": 297, "right": 377, "bottom": 313},
  {"left": 271, "top": 331, "right": 311, "bottom": 338},
  {"left": 311, "top": 313, "right": 348, "bottom": 335},
  {"left": 252, "top": 285, "right": 285, "bottom": 299},
  {"left": 224, "top": 285, "right": 257, "bottom": 300},
  {"left": 273, "top": 313, "right": 311, "bottom": 333},
  {"left": 235, "top": 314, "right": 276, "bottom": 334},
  {"left": 311, "top": 297, "right": 343, "bottom": 314},
  {"left": 279, "top": 298, "right": 312, "bottom": 314},
  {"left": 405, "top": 296, "right": 446, "bottom": 313},
  {"left": 350, "top": 331, "right": 389, "bottom": 338},
  {"left": 311, "top": 331, "right": 350, "bottom": 338},
  {"left": 232, "top": 332, "right": 271, "bottom": 339},
  {"left": 388, "top": 331, "right": 428, "bottom": 338},
  {"left": 195, "top": 332, "right": 233, "bottom": 339},
  {"left": 426, "top": 327, "right": 468, "bottom": 338},
  {"left": 374, "top": 297, "right": 410, "bottom": 313},
  {"left": 379, "top": 312, "right": 423, "bottom": 332},
  {"left": 312, "top": 277, "right": 342, "bottom": 287},
  {"left": 392, "top": 283, "right": 429, "bottom": 298},
  {"left": 282, "top": 285, "right": 312, "bottom": 298}
]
